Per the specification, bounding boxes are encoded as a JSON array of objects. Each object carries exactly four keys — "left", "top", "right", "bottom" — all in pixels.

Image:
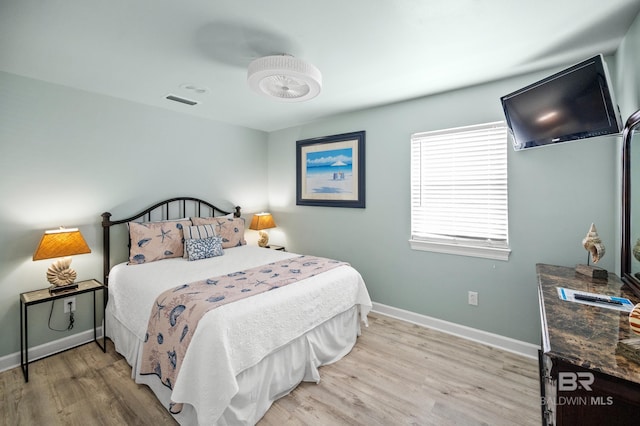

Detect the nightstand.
[
  {"left": 20, "top": 279, "right": 106, "bottom": 382},
  {"left": 266, "top": 244, "right": 285, "bottom": 251}
]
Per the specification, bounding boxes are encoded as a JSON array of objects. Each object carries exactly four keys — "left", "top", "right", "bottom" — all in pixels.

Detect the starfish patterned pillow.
[{"left": 128, "top": 219, "right": 192, "bottom": 264}]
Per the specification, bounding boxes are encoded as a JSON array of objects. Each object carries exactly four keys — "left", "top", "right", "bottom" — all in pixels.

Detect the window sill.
[{"left": 409, "top": 239, "right": 511, "bottom": 261}]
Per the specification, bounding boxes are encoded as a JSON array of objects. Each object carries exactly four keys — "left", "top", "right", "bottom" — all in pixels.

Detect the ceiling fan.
[{"left": 247, "top": 54, "right": 322, "bottom": 102}]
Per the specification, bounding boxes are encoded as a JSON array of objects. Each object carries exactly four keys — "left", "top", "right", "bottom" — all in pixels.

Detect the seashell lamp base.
[
  {"left": 257, "top": 230, "right": 269, "bottom": 247},
  {"left": 46, "top": 257, "right": 79, "bottom": 293}
]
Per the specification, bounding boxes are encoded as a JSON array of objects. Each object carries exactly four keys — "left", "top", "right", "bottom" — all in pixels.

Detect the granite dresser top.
[{"left": 537, "top": 263, "right": 640, "bottom": 383}]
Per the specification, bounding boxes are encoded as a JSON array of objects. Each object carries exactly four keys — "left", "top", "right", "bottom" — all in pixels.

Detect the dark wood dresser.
[{"left": 537, "top": 264, "right": 640, "bottom": 425}]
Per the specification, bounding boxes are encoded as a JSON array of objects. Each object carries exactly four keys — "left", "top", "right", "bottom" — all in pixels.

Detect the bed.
[{"left": 101, "top": 197, "right": 372, "bottom": 425}]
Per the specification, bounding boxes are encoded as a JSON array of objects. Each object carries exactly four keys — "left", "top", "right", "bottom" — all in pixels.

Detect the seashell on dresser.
[
  {"left": 582, "top": 223, "right": 605, "bottom": 264},
  {"left": 634, "top": 238, "right": 640, "bottom": 262},
  {"left": 630, "top": 303, "right": 640, "bottom": 335}
]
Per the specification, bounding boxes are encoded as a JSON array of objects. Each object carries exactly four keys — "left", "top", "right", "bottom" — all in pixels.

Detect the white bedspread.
[{"left": 107, "top": 245, "right": 372, "bottom": 425}]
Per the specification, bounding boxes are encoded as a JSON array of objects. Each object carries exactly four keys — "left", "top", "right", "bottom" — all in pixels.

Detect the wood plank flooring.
[{"left": 0, "top": 313, "right": 540, "bottom": 425}]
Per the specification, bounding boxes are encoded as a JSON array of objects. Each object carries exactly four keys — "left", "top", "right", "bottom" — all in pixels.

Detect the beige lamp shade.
[
  {"left": 33, "top": 228, "right": 91, "bottom": 260},
  {"left": 33, "top": 228, "right": 91, "bottom": 290},
  {"left": 249, "top": 213, "right": 276, "bottom": 247}
]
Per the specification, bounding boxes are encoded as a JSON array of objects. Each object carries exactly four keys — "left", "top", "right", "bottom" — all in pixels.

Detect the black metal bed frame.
[{"left": 101, "top": 197, "right": 241, "bottom": 286}]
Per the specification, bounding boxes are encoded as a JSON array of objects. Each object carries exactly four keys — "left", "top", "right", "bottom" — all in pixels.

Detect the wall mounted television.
[{"left": 501, "top": 54, "right": 623, "bottom": 151}]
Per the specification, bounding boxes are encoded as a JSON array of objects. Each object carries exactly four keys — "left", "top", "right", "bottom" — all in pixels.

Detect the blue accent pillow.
[
  {"left": 182, "top": 224, "right": 217, "bottom": 258},
  {"left": 185, "top": 236, "right": 224, "bottom": 261}
]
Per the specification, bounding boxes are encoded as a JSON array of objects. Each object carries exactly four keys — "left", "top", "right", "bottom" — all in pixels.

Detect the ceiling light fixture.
[{"left": 247, "top": 54, "right": 322, "bottom": 102}]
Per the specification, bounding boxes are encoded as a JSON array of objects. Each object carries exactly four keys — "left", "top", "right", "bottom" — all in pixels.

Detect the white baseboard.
[
  {"left": 371, "top": 302, "right": 539, "bottom": 359},
  {"left": 0, "top": 327, "right": 104, "bottom": 374},
  {"left": 1, "top": 305, "right": 538, "bottom": 374}
]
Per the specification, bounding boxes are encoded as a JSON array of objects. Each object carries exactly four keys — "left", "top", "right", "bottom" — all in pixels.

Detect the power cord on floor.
[{"left": 48, "top": 300, "right": 75, "bottom": 331}]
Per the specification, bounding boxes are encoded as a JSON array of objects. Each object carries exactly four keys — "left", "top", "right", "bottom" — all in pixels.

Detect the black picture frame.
[{"left": 296, "top": 131, "right": 365, "bottom": 208}]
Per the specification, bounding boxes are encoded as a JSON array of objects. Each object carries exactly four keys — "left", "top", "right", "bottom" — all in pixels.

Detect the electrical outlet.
[
  {"left": 468, "top": 291, "right": 478, "bottom": 306},
  {"left": 64, "top": 297, "right": 76, "bottom": 313}
]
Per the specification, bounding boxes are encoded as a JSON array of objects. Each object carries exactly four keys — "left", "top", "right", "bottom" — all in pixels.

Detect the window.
[{"left": 410, "top": 121, "right": 510, "bottom": 261}]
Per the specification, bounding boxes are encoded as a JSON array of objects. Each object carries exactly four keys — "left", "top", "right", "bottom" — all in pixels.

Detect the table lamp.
[
  {"left": 249, "top": 213, "right": 276, "bottom": 247},
  {"left": 33, "top": 227, "right": 91, "bottom": 293}
]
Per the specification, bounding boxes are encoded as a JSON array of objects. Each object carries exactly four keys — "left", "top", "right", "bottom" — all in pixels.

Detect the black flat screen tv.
[{"left": 501, "top": 54, "right": 623, "bottom": 151}]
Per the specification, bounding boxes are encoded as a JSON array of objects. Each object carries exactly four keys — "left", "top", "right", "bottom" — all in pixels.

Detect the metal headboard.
[{"left": 101, "top": 197, "right": 241, "bottom": 286}]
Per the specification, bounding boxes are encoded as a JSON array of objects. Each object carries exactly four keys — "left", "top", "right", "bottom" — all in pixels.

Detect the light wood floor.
[{"left": 0, "top": 313, "right": 540, "bottom": 425}]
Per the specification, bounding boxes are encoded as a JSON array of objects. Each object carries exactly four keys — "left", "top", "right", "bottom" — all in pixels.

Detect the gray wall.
[
  {"left": 0, "top": 72, "right": 268, "bottom": 357},
  {"left": 1, "top": 14, "right": 639, "bottom": 359},
  {"left": 266, "top": 56, "right": 632, "bottom": 345}
]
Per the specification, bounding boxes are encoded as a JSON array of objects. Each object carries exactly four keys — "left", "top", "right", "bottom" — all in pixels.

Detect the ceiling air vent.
[{"left": 165, "top": 94, "right": 199, "bottom": 106}]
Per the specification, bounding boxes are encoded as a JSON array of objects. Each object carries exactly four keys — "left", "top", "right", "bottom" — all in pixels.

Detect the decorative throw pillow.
[
  {"left": 185, "top": 236, "right": 224, "bottom": 261},
  {"left": 191, "top": 217, "right": 247, "bottom": 248},
  {"left": 128, "top": 219, "right": 192, "bottom": 264},
  {"left": 182, "top": 224, "right": 217, "bottom": 258}
]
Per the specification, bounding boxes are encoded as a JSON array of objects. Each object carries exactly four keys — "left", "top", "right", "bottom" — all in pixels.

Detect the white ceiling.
[{"left": 2, "top": 0, "right": 639, "bottom": 132}]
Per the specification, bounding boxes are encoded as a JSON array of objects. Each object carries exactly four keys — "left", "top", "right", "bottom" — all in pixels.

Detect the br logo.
[{"left": 558, "top": 372, "right": 594, "bottom": 391}]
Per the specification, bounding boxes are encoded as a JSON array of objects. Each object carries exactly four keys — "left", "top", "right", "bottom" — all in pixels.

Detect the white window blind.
[{"left": 410, "top": 121, "right": 510, "bottom": 260}]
